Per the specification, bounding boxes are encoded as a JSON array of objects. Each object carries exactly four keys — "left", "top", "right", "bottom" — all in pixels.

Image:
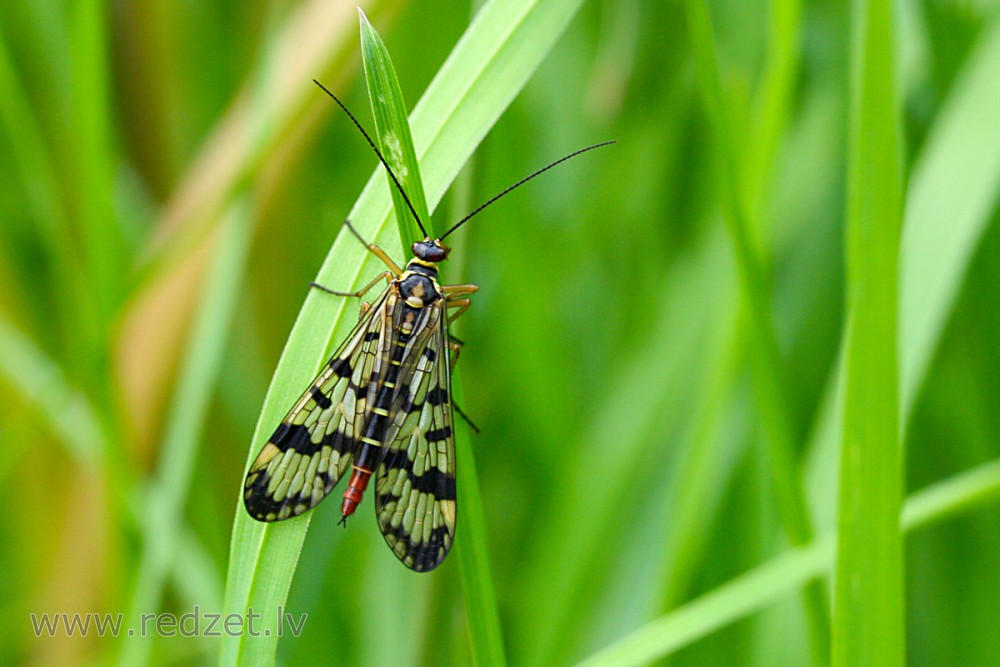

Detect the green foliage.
[
  {"left": 358, "top": 11, "right": 433, "bottom": 245},
  {"left": 833, "top": 0, "right": 904, "bottom": 664},
  {"left": 2, "top": 1, "right": 1000, "bottom": 666}
]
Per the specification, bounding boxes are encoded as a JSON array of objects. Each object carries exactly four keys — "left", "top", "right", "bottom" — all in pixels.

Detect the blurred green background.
[{"left": 2, "top": 0, "right": 1000, "bottom": 665}]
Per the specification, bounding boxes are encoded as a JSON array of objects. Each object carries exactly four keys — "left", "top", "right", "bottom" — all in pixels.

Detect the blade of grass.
[
  {"left": 0, "top": 15, "right": 115, "bottom": 536},
  {"left": 805, "top": 15, "right": 1000, "bottom": 531},
  {"left": 116, "top": 202, "right": 253, "bottom": 667},
  {"left": 682, "top": 0, "right": 828, "bottom": 659},
  {"left": 740, "top": 0, "right": 803, "bottom": 238},
  {"left": 639, "top": 0, "right": 809, "bottom": 640},
  {"left": 0, "top": 28, "right": 83, "bottom": 335},
  {"left": 438, "top": 43, "right": 505, "bottom": 662},
  {"left": 360, "top": 14, "right": 506, "bottom": 664},
  {"left": 574, "top": 458, "right": 1000, "bottom": 667},
  {"left": 222, "top": 1, "right": 591, "bottom": 665},
  {"left": 0, "top": 32, "right": 100, "bottom": 443},
  {"left": 898, "top": 18, "right": 1000, "bottom": 418},
  {"left": 65, "top": 3, "right": 134, "bottom": 591},
  {"left": 69, "top": 0, "right": 122, "bottom": 342},
  {"left": 451, "top": 380, "right": 506, "bottom": 667},
  {"left": 654, "top": 314, "right": 746, "bottom": 609},
  {"left": 360, "top": 11, "right": 433, "bottom": 244},
  {"left": 832, "top": 0, "right": 905, "bottom": 664}
]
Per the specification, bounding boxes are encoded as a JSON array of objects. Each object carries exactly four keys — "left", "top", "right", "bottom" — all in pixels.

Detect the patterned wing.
[
  {"left": 374, "top": 301, "right": 457, "bottom": 571},
  {"left": 243, "top": 289, "right": 394, "bottom": 522}
]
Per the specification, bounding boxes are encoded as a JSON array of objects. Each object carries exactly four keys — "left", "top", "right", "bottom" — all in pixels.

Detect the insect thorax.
[{"left": 398, "top": 263, "right": 442, "bottom": 309}]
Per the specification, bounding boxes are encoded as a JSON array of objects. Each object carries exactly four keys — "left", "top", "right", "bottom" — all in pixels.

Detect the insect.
[{"left": 243, "top": 79, "right": 613, "bottom": 571}]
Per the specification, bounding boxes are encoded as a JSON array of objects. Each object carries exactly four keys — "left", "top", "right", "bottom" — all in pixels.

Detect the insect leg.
[
  {"left": 447, "top": 338, "right": 463, "bottom": 365},
  {"left": 310, "top": 271, "right": 393, "bottom": 298},
  {"left": 343, "top": 220, "right": 403, "bottom": 274},
  {"left": 444, "top": 335, "right": 478, "bottom": 432},
  {"left": 446, "top": 299, "right": 472, "bottom": 325},
  {"left": 442, "top": 284, "right": 479, "bottom": 300},
  {"left": 451, "top": 400, "right": 480, "bottom": 434}
]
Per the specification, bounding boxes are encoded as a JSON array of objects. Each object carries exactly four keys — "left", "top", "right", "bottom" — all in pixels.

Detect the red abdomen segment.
[{"left": 342, "top": 466, "right": 373, "bottom": 518}]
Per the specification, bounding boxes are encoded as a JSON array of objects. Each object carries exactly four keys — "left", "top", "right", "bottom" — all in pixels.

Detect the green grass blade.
[
  {"left": 741, "top": 0, "right": 803, "bottom": 230},
  {"left": 0, "top": 30, "right": 74, "bottom": 274},
  {"left": 222, "top": 1, "right": 589, "bottom": 664},
  {"left": 116, "top": 202, "right": 252, "bottom": 667},
  {"left": 69, "top": 0, "right": 123, "bottom": 331},
  {"left": 832, "top": 0, "right": 904, "bottom": 664},
  {"left": 683, "top": 0, "right": 828, "bottom": 658},
  {"left": 452, "top": 382, "right": 507, "bottom": 667},
  {"left": 359, "top": 16, "right": 506, "bottom": 665},
  {"left": 0, "top": 8, "right": 102, "bottom": 455},
  {"left": 901, "top": 460, "right": 1000, "bottom": 530},
  {"left": 440, "top": 90, "right": 507, "bottom": 667},
  {"left": 899, "top": 19, "right": 1000, "bottom": 417},
  {"left": 805, "top": 15, "right": 1000, "bottom": 531},
  {"left": 0, "top": 3, "right": 103, "bottom": 434},
  {"left": 575, "top": 459, "right": 1000, "bottom": 667},
  {"left": 360, "top": 10, "right": 433, "bottom": 245}
]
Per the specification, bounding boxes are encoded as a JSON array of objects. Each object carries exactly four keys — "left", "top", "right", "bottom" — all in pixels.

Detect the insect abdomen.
[
  {"left": 341, "top": 466, "right": 372, "bottom": 517},
  {"left": 340, "top": 311, "right": 412, "bottom": 516}
]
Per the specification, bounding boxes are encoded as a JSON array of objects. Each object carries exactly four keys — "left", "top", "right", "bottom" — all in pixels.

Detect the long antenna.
[
  {"left": 313, "top": 80, "right": 427, "bottom": 238},
  {"left": 440, "top": 140, "right": 615, "bottom": 240}
]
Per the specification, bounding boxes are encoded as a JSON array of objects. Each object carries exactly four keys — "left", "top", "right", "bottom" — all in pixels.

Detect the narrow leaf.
[
  {"left": 359, "top": 14, "right": 506, "bottom": 665},
  {"left": 360, "top": 10, "right": 433, "bottom": 245},
  {"left": 833, "top": 0, "right": 905, "bottom": 664}
]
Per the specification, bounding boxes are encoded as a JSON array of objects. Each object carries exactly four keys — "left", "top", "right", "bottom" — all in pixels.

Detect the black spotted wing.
[
  {"left": 373, "top": 300, "right": 456, "bottom": 571},
  {"left": 243, "top": 289, "right": 394, "bottom": 522}
]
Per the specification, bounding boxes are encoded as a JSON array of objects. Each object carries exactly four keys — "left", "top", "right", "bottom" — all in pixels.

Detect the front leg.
[
  {"left": 442, "top": 283, "right": 479, "bottom": 300},
  {"left": 446, "top": 299, "right": 472, "bottom": 326},
  {"left": 443, "top": 283, "right": 478, "bottom": 326}
]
